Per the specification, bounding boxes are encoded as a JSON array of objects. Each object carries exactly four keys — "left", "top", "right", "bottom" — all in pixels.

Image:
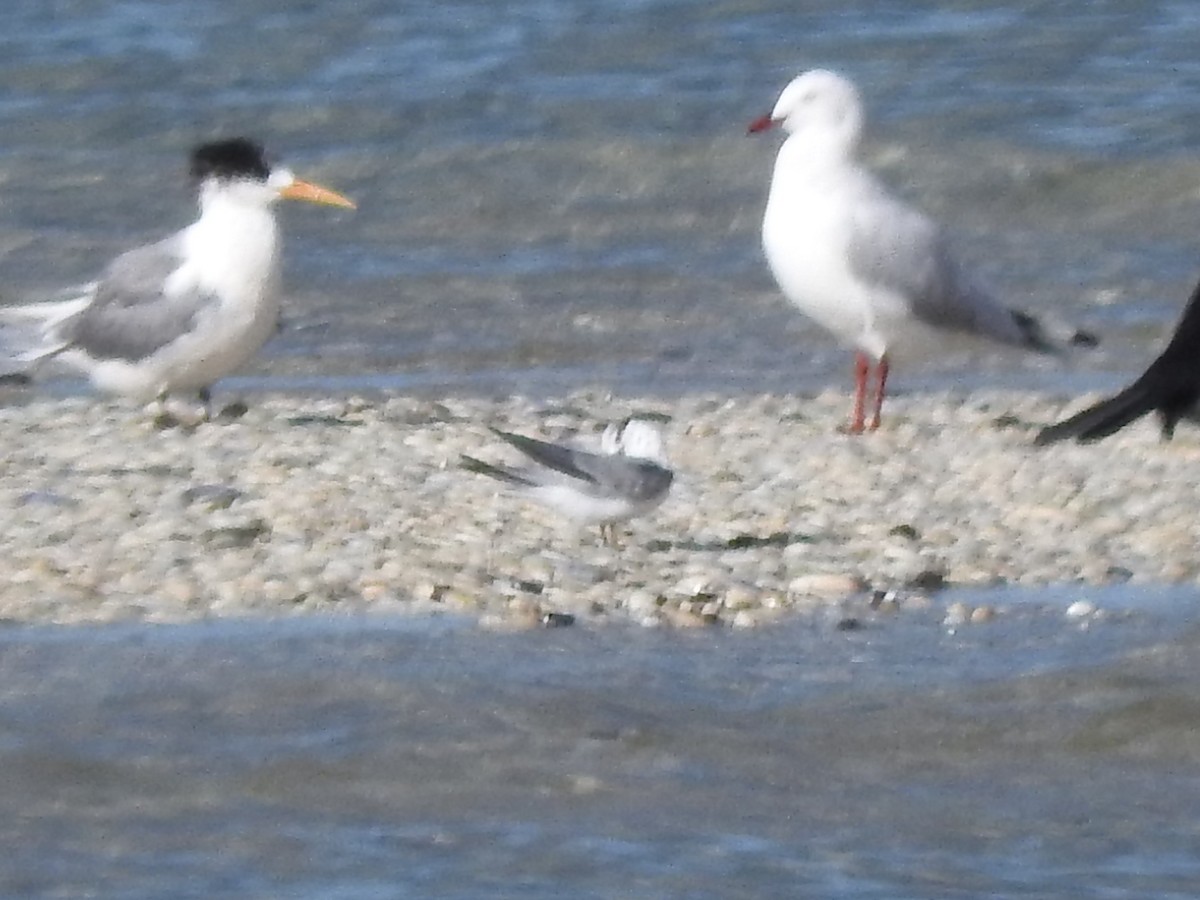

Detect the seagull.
[
  {"left": 461, "top": 418, "right": 674, "bottom": 546},
  {"left": 0, "top": 138, "right": 355, "bottom": 422},
  {"left": 749, "top": 69, "right": 1095, "bottom": 433},
  {"left": 1036, "top": 277, "right": 1200, "bottom": 445}
]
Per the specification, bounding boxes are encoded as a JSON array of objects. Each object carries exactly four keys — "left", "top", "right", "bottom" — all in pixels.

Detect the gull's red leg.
[
  {"left": 848, "top": 351, "right": 870, "bottom": 434},
  {"left": 868, "top": 355, "right": 889, "bottom": 431}
]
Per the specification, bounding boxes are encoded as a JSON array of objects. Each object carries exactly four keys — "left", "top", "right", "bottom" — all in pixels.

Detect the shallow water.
[
  {"left": 4, "top": 3, "right": 1200, "bottom": 896},
  {"left": 3, "top": 1, "right": 1200, "bottom": 397},
  {"left": 4, "top": 585, "right": 1200, "bottom": 898}
]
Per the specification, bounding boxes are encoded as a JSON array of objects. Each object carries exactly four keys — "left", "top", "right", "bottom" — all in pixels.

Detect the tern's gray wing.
[
  {"left": 492, "top": 429, "right": 672, "bottom": 501},
  {"left": 460, "top": 454, "right": 537, "bottom": 487},
  {"left": 60, "top": 236, "right": 220, "bottom": 362},
  {"left": 846, "top": 177, "right": 1049, "bottom": 349},
  {"left": 572, "top": 455, "right": 674, "bottom": 502},
  {"left": 490, "top": 429, "right": 600, "bottom": 483}
]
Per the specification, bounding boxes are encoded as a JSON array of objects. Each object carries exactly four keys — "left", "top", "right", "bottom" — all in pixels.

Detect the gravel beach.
[{"left": 1, "top": 388, "right": 1196, "bottom": 629}]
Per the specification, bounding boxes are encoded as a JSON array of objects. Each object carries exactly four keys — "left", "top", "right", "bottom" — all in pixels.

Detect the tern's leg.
[
  {"left": 599, "top": 523, "right": 622, "bottom": 548},
  {"left": 198, "top": 387, "right": 213, "bottom": 422},
  {"left": 868, "top": 355, "right": 889, "bottom": 432},
  {"left": 847, "top": 352, "right": 870, "bottom": 434},
  {"left": 151, "top": 391, "right": 175, "bottom": 429}
]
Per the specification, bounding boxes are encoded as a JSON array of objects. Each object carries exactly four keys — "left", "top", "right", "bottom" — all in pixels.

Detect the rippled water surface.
[
  {"left": 4, "top": 586, "right": 1200, "bottom": 899},
  {"left": 5, "top": 2, "right": 1200, "bottom": 896},
  {"left": 4, "top": 1, "right": 1200, "bottom": 396}
]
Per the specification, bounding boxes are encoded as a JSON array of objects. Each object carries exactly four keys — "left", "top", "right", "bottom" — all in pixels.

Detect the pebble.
[
  {"left": 1065, "top": 599, "right": 1097, "bottom": 619},
  {"left": 0, "top": 390, "right": 1193, "bottom": 628}
]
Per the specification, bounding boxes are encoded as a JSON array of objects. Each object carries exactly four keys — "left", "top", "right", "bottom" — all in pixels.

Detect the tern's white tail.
[{"left": 0, "top": 294, "right": 91, "bottom": 369}]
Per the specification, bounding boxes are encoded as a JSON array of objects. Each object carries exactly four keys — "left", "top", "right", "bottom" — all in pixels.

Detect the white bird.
[
  {"left": 0, "top": 138, "right": 355, "bottom": 422},
  {"left": 462, "top": 418, "right": 674, "bottom": 546},
  {"left": 749, "top": 69, "right": 1094, "bottom": 433}
]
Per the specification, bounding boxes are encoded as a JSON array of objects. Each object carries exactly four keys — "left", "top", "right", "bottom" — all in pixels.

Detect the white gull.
[{"left": 750, "top": 69, "right": 1094, "bottom": 432}]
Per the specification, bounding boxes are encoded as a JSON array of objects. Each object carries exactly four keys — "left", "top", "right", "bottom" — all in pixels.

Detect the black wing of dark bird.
[{"left": 1035, "top": 278, "right": 1200, "bottom": 445}]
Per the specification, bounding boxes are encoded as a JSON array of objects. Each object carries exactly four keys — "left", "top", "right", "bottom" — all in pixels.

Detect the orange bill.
[{"left": 279, "top": 179, "right": 356, "bottom": 209}]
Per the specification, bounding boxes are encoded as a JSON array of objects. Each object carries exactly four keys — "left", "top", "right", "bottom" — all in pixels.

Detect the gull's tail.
[
  {"left": 1034, "top": 382, "right": 1159, "bottom": 445},
  {"left": 1009, "top": 309, "right": 1099, "bottom": 355}
]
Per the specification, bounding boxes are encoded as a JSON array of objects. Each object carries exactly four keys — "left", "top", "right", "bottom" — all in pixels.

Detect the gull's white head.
[
  {"left": 190, "top": 138, "right": 356, "bottom": 212},
  {"left": 748, "top": 69, "right": 864, "bottom": 156}
]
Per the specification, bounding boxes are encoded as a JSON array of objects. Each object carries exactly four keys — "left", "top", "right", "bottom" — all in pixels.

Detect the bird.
[
  {"left": 749, "top": 69, "right": 1095, "bottom": 433},
  {"left": 1036, "top": 277, "right": 1200, "bottom": 445},
  {"left": 0, "top": 137, "right": 355, "bottom": 423},
  {"left": 461, "top": 418, "right": 674, "bottom": 546}
]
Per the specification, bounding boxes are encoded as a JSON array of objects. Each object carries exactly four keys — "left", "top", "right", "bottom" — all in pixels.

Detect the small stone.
[
  {"left": 180, "top": 484, "right": 243, "bottom": 511},
  {"left": 662, "top": 607, "right": 713, "bottom": 629},
  {"left": 202, "top": 519, "right": 270, "bottom": 549},
  {"left": 722, "top": 584, "right": 758, "bottom": 611},
  {"left": 943, "top": 601, "right": 970, "bottom": 627},
  {"left": 788, "top": 573, "right": 866, "bottom": 599},
  {"left": 541, "top": 612, "right": 575, "bottom": 628},
  {"left": 969, "top": 605, "right": 995, "bottom": 624},
  {"left": 217, "top": 401, "right": 250, "bottom": 420},
  {"left": 731, "top": 610, "right": 757, "bottom": 629},
  {"left": 1066, "top": 599, "right": 1097, "bottom": 619},
  {"left": 626, "top": 590, "right": 661, "bottom": 617},
  {"left": 669, "top": 574, "right": 718, "bottom": 599},
  {"left": 908, "top": 569, "right": 947, "bottom": 591}
]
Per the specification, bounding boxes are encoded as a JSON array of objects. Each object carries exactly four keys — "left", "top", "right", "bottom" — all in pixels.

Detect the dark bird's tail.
[{"left": 1034, "top": 382, "right": 1159, "bottom": 445}]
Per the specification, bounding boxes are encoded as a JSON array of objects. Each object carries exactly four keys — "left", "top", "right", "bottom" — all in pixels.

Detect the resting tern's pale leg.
[{"left": 869, "top": 356, "right": 890, "bottom": 432}]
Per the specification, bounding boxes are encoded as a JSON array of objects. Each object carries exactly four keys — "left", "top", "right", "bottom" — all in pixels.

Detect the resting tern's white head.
[{"left": 599, "top": 417, "right": 669, "bottom": 465}]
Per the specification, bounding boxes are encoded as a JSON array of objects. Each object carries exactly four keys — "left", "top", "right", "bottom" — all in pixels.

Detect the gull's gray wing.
[
  {"left": 845, "top": 175, "right": 1048, "bottom": 349},
  {"left": 59, "top": 236, "right": 220, "bottom": 362},
  {"left": 492, "top": 428, "right": 673, "bottom": 501}
]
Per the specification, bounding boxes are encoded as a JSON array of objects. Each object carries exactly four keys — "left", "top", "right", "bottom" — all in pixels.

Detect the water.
[
  {"left": 3, "top": 586, "right": 1200, "bottom": 898},
  {"left": 3, "top": 1, "right": 1200, "bottom": 396},
  {"left": 4, "top": 2, "right": 1200, "bottom": 895}
]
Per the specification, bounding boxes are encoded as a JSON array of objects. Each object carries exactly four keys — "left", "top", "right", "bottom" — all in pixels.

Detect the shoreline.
[{"left": 1, "top": 388, "right": 1195, "bottom": 629}]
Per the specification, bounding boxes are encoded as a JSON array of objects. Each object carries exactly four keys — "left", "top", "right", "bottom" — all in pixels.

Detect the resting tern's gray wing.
[
  {"left": 460, "top": 454, "right": 537, "bottom": 487},
  {"left": 571, "top": 454, "right": 674, "bottom": 502},
  {"left": 489, "top": 428, "right": 601, "bottom": 484},
  {"left": 59, "top": 236, "right": 221, "bottom": 362},
  {"left": 845, "top": 177, "right": 1057, "bottom": 351},
  {"left": 490, "top": 428, "right": 673, "bottom": 501}
]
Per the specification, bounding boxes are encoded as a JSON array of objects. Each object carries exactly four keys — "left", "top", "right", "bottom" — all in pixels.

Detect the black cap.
[{"left": 189, "top": 138, "right": 272, "bottom": 183}]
